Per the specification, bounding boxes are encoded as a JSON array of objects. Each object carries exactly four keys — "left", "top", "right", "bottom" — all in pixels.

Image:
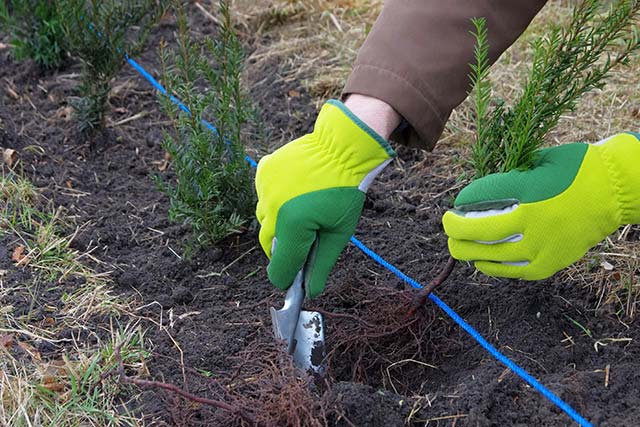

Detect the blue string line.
[
  {"left": 350, "top": 237, "right": 592, "bottom": 427},
  {"left": 120, "top": 44, "right": 591, "bottom": 427},
  {"left": 125, "top": 56, "right": 258, "bottom": 168}
]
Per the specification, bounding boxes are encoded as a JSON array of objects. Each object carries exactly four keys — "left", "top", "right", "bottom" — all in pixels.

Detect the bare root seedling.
[
  {"left": 316, "top": 277, "right": 455, "bottom": 394},
  {"left": 221, "top": 341, "right": 328, "bottom": 427}
]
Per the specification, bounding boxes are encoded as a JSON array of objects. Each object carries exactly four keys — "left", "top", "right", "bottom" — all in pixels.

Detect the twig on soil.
[
  {"left": 194, "top": 1, "right": 221, "bottom": 25},
  {"left": 106, "top": 343, "right": 257, "bottom": 425},
  {"left": 199, "top": 245, "right": 256, "bottom": 280},
  {"left": 419, "top": 414, "right": 468, "bottom": 424},
  {"left": 406, "top": 256, "right": 456, "bottom": 317},
  {"left": 107, "top": 112, "right": 148, "bottom": 127}
]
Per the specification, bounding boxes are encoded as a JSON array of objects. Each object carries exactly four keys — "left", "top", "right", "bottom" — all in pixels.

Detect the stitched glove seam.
[{"left": 598, "top": 143, "right": 629, "bottom": 226}]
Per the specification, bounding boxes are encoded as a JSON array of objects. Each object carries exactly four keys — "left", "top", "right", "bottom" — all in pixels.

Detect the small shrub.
[
  {"left": 0, "top": 0, "right": 67, "bottom": 69},
  {"left": 56, "top": 0, "right": 167, "bottom": 133},
  {"left": 155, "top": 0, "right": 258, "bottom": 246},
  {"left": 469, "top": 0, "right": 640, "bottom": 177}
]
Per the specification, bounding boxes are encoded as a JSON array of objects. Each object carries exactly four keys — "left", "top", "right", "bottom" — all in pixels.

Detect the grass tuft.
[{"left": 0, "top": 321, "right": 148, "bottom": 427}]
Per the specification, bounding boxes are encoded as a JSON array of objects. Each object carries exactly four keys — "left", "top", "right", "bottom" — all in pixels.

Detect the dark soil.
[{"left": 2, "top": 7, "right": 640, "bottom": 427}]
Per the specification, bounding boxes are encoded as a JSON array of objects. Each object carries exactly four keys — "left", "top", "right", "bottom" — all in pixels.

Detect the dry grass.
[
  {"left": 0, "top": 167, "right": 149, "bottom": 427},
  {"left": 235, "top": 0, "right": 381, "bottom": 101},
  {"left": 561, "top": 225, "right": 640, "bottom": 322},
  {"left": 1, "top": 167, "right": 131, "bottom": 326},
  {"left": 0, "top": 320, "right": 148, "bottom": 427}
]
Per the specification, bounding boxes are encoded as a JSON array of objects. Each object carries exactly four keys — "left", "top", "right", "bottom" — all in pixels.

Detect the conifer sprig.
[
  {"left": 57, "top": 0, "right": 168, "bottom": 133},
  {"left": 470, "top": 0, "right": 640, "bottom": 177}
]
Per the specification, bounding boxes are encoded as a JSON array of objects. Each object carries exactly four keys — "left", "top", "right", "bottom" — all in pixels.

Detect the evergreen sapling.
[
  {"left": 155, "top": 0, "right": 258, "bottom": 246},
  {"left": 413, "top": 0, "right": 640, "bottom": 306},
  {"left": 0, "top": 0, "right": 67, "bottom": 69},
  {"left": 56, "top": 0, "right": 167, "bottom": 133}
]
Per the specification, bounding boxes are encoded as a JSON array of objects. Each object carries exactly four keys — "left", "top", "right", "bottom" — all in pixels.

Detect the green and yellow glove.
[
  {"left": 443, "top": 132, "right": 640, "bottom": 280},
  {"left": 255, "top": 100, "right": 396, "bottom": 297}
]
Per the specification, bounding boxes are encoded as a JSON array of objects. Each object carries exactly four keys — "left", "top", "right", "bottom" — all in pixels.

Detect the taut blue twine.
[
  {"left": 117, "top": 40, "right": 591, "bottom": 427},
  {"left": 126, "top": 56, "right": 257, "bottom": 168},
  {"left": 350, "top": 237, "right": 592, "bottom": 426}
]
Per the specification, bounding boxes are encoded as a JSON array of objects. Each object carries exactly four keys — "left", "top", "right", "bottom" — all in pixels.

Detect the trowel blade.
[
  {"left": 271, "top": 305, "right": 326, "bottom": 374},
  {"left": 270, "top": 305, "right": 297, "bottom": 354},
  {"left": 292, "top": 310, "right": 326, "bottom": 375}
]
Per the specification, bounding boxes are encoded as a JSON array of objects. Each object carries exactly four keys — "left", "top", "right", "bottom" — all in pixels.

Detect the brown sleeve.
[{"left": 343, "top": 0, "right": 547, "bottom": 150}]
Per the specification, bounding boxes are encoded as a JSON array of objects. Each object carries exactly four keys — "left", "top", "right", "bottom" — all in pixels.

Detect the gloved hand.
[
  {"left": 256, "top": 100, "right": 396, "bottom": 297},
  {"left": 443, "top": 132, "right": 640, "bottom": 280}
]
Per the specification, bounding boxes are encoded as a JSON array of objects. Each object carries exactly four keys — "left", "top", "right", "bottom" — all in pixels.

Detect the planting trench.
[{"left": 2, "top": 8, "right": 640, "bottom": 426}]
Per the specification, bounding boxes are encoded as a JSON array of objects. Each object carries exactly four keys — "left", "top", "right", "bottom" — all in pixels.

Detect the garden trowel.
[{"left": 270, "top": 256, "right": 326, "bottom": 375}]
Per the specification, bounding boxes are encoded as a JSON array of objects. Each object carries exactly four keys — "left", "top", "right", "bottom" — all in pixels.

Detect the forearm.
[{"left": 344, "top": 0, "right": 547, "bottom": 150}]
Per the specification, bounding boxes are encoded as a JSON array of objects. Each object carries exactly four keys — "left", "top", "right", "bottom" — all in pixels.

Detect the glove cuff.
[
  {"left": 313, "top": 100, "right": 396, "bottom": 191},
  {"left": 598, "top": 132, "right": 640, "bottom": 225}
]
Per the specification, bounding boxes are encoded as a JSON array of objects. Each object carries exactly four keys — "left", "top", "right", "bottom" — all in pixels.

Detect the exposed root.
[
  {"left": 221, "top": 341, "right": 328, "bottom": 427},
  {"left": 406, "top": 256, "right": 456, "bottom": 317},
  {"left": 105, "top": 343, "right": 257, "bottom": 426},
  {"left": 316, "top": 276, "right": 454, "bottom": 394}
]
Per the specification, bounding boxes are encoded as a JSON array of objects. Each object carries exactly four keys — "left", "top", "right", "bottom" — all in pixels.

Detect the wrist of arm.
[{"left": 343, "top": 94, "right": 402, "bottom": 141}]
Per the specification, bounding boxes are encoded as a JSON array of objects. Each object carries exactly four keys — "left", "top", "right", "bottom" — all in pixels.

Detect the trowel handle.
[
  {"left": 283, "top": 238, "right": 319, "bottom": 308},
  {"left": 283, "top": 270, "right": 305, "bottom": 317}
]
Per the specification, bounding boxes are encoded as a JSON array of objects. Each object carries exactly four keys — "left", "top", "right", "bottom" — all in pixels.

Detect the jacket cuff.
[{"left": 343, "top": 64, "right": 447, "bottom": 151}]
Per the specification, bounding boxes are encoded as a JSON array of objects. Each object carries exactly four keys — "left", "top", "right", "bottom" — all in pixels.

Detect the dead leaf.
[
  {"left": 43, "top": 374, "right": 57, "bottom": 384},
  {"left": 0, "top": 334, "right": 14, "bottom": 348},
  {"left": 2, "top": 148, "right": 17, "bottom": 167},
  {"left": 288, "top": 89, "right": 301, "bottom": 98},
  {"left": 17, "top": 340, "right": 41, "bottom": 361},
  {"left": 11, "top": 246, "right": 29, "bottom": 266},
  {"left": 52, "top": 106, "right": 74, "bottom": 121},
  {"left": 42, "top": 381, "right": 65, "bottom": 392}
]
